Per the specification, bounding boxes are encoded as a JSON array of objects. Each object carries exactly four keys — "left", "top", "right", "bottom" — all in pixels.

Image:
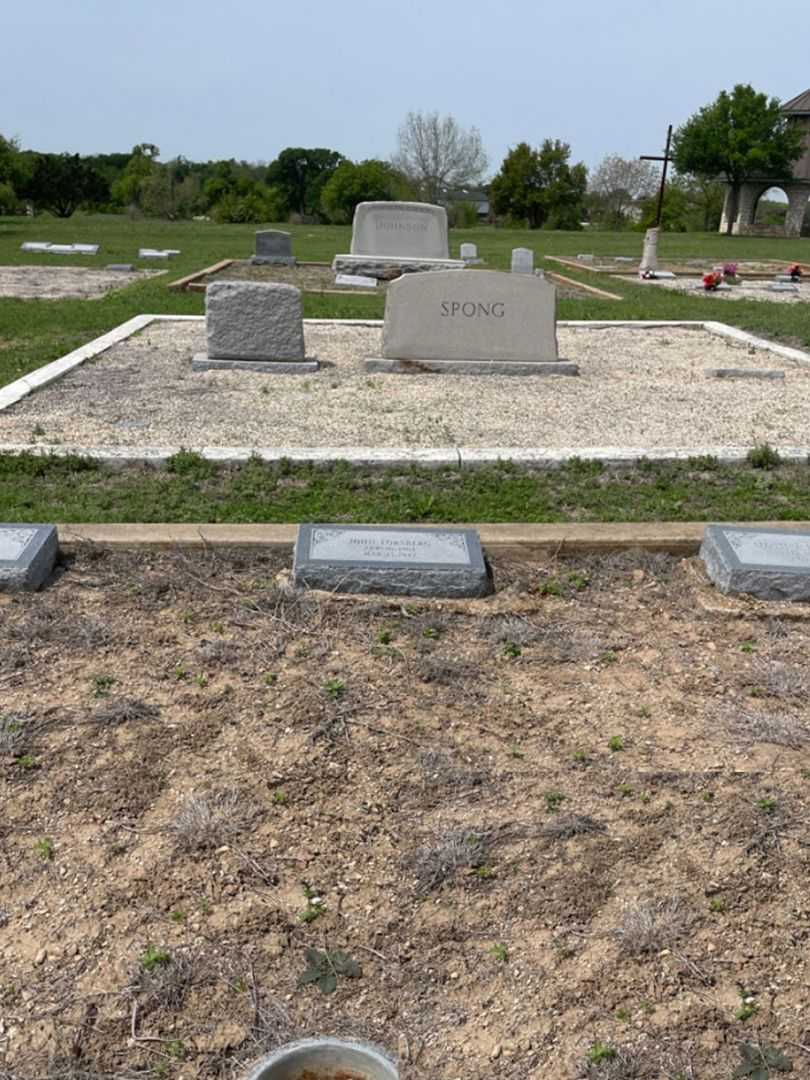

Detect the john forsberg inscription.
[{"left": 294, "top": 525, "right": 492, "bottom": 597}]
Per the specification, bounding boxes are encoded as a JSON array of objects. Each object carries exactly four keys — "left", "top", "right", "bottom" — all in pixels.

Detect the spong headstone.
[
  {"left": 511, "top": 248, "right": 534, "bottom": 274},
  {"left": 193, "top": 280, "right": 317, "bottom": 373},
  {"left": 701, "top": 524, "right": 810, "bottom": 601},
  {"left": 0, "top": 524, "right": 58, "bottom": 592},
  {"left": 252, "top": 230, "right": 295, "bottom": 266},
  {"left": 366, "top": 269, "right": 576, "bottom": 375},
  {"left": 294, "top": 524, "right": 492, "bottom": 598}
]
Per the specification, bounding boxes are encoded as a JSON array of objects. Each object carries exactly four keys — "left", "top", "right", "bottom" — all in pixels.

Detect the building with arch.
[{"left": 719, "top": 88, "right": 810, "bottom": 237}]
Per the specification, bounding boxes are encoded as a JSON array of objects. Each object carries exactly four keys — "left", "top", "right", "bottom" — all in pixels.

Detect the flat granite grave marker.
[
  {"left": 294, "top": 524, "right": 492, "bottom": 597},
  {"left": 0, "top": 524, "right": 58, "bottom": 592},
  {"left": 193, "top": 280, "right": 317, "bottom": 373},
  {"left": 251, "top": 229, "right": 295, "bottom": 266},
  {"left": 332, "top": 201, "right": 465, "bottom": 278},
  {"left": 366, "top": 269, "right": 576, "bottom": 376},
  {"left": 701, "top": 524, "right": 810, "bottom": 601}
]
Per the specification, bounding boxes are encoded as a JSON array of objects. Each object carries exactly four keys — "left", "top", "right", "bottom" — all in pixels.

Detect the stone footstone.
[
  {"left": 365, "top": 358, "right": 578, "bottom": 376},
  {"left": 769, "top": 283, "right": 799, "bottom": 293},
  {"left": 0, "top": 524, "right": 58, "bottom": 592},
  {"left": 192, "top": 355, "right": 318, "bottom": 373},
  {"left": 294, "top": 524, "right": 493, "bottom": 598},
  {"left": 705, "top": 368, "right": 785, "bottom": 380},
  {"left": 701, "top": 524, "right": 810, "bottom": 601},
  {"left": 107, "top": 263, "right": 135, "bottom": 271}
]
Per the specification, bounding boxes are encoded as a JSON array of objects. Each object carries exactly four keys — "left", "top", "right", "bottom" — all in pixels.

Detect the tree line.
[{"left": 1, "top": 87, "right": 803, "bottom": 233}]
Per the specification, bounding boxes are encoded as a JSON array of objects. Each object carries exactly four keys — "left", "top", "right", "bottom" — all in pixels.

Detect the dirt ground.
[
  {"left": 2, "top": 546, "right": 810, "bottom": 1080},
  {"left": 0, "top": 266, "right": 165, "bottom": 300},
  {"left": 201, "top": 261, "right": 593, "bottom": 301}
]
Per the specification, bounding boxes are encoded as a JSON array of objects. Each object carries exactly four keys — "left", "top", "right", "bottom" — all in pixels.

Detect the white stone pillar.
[{"left": 640, "top": 227, "right": 659, "bottom": 272}]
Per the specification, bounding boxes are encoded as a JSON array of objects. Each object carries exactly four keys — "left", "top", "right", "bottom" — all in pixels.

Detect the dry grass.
[
  {"left": 613, "top": 898, "right": 688, "bottom": 956},
  {"left": 406, "top": 828, "right": 488, "bottom": 894},
  {"left": 166, "top": 791, "right": 247, "bottom": 852},
  {"left": 725, "top": 705, "right": 810, "bottom": 748},
  {"left": 0, "top": 713, "right": 30, "bottom": 754},
  {"left": 542, "top": 814, "right": 607, "bottom": 841},
  {"left": 91, "top": 698, "right": 161, "bottom": 727}
]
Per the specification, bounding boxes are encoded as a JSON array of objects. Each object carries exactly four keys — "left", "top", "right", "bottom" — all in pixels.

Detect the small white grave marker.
[
  {"left": 335, "top": 273, "right": 377, "bottom": 288},
  {"left": 0, "top": 524, "right": 58, "bottom": 592}
]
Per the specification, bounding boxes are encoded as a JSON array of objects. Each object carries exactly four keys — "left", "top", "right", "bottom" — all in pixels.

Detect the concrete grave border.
[{"left": 1, "top": 315, "right": 809, "bottom": 467}]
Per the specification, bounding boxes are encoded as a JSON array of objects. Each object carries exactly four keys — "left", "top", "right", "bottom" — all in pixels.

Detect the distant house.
[{"left": 446, "top": 189, "right": 490, "bottom": 219}]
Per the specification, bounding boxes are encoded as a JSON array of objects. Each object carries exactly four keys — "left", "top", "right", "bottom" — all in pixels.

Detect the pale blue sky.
[{"left": 3, "top": 0, "right": 807, "bottom": 173}]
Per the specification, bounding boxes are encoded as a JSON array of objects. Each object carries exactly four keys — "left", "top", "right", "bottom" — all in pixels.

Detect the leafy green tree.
[
  {"left": 320, "top": 159, "right": 402, "bottom": 223},
  {"left": 673, "top": 84, "right": 804, "bottom": 234},
  {"left": 111, "top": 143, "right": 160, "bottom": 208},
  {"left": 266, "top": 147, "right": 345, "bottom": 218},
  {"left": 21, "top": 153, "right": 107, "bottom": 217},
  {"left": 0, "top": 135, "right": 24, "bottom": 212},
  {"left": 490, "top": 140, "right": 587, "bottom": 229}
]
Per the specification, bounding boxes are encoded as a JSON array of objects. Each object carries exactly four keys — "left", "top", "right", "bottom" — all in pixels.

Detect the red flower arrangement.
[
  {"left": 788, "top": 264, "right": 802, "bottom": 282},
  {"left": 703, "top": 271, "right": 722, "bottom": 291}
]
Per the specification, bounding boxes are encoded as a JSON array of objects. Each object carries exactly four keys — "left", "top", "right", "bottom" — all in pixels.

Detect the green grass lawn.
[
  {"left": 1, "top": 214, "right": 809, "bottom": 391},
  {"left": 2, "top": 452, "right": 810, "bottom": 525}
]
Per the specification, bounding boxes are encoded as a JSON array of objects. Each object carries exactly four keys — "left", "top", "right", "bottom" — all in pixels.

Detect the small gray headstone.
[
  {"left": 47, "top": 244, "right": 74, "bottom": 255},
  {"left": 294, "top": 524, "right": 492, "bottom": 597},
  {"left": 576, "top": 254, "right": 595, "bottom": 262},
  {"left": 193, "top": 280, "right": 317, "bottom": 373},
  {"left": 20, "top": 242, "right": 51, "bottom": 253},
  {"left": 138, "top": 248, "right": 170, "bottom": 259},
  {"left": 769, "top": 283, "right": 799, "bottom": 293},
  {"left": 701, "top": 524, "right": 810, "bottom": 601},
  {"left": 73, "top": 243, "right": 100, "bottom": 255},
  {"left": 460, "top": 243, "right": 478, "bottom": 261},
  {"left": 107, "top": 263, "right": 135, "bottom": 272},
  {"left": 334, "top": 273, "right": 377, "bottom": 288},
  {"left": 252, "top": 230, "right": 295, "bottom": 266},
  {"left": 0, "top": 524, "right": 58, "bottom": 592},
  {"left": 511, "top": 248, "right": 534, "bottom": 274}
]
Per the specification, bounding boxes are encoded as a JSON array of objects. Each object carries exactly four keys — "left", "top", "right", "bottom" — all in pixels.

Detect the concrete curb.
[
  {"left": 54, "top": 521, "right": 810, "bottom": 557},
  {"left": 3, "top": 444, "right": 810, "bottom": 469}
]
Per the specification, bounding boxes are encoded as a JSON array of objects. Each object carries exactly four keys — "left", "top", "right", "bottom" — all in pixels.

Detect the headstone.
[
  {"left": 294, "top": 524, "right": 492, "bottom": 598},
  {"left": 47, "top": 244, "right": 74, "bottom": 255},
  {"left": 640, "top": 226, "right": 659, "bottom": 272},
  {"left": 510, "top": 248, "right": 534, "bottom": 274},
  {"left": 106, "top": 263, "right": 135, "bottom": 271},
  {"left": 769, "top": 283, "right": 799, "bottom": 293},
  {"left": 138, "top": 248, "right": 170, "bottom": 259},
  {"left": 576, "top": 254, "right": 595, "bottom": 262},
  {"left": 0, "top": 524, "right": 58, "bottom": 592},
  {"left": 701, "top": 524, "right": 810, "bottom": 601},
  {"left": 252, "top": 230, "right": 295, "bottom": 266},
  {"left": 73, "top": 243, "right": 100, "bottom": 255},
  {"left": 351, "top": 201, "right": 449, "bottom": 258},
  {"left": 366, "top": 269, "right": 577, "bottom": 376},
  {"left": 20, "top": 242, "right": 51, "bottom": 253},
  {"left": 460, "top": 242, "right": 478, "bottom": 261},
  {"left": 334, "top": 273, "right": 377, "bottom": 288},
  {"left": 192, "top": 280, "right": 317, "bottom": 373}
]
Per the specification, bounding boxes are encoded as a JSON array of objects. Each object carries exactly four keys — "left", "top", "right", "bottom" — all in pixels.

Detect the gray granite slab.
[
  {"left": 332, "top": 255, "right": 465, "bottom": 278},
  {"left": 701, "top": 524, "right": 810, "bottom": 601},
  {"left": 511, "top": 247, "right": 534, "bottom": 274},
  {"left": 106, "top": 263, "right": 135, "bottom": 271},
  {"left": 0, "top": 523, "right": 58, "bottom": 592},
  {"left": 705, "top": 368, "right": 785, "bottom": 380},
  {"left": 294, "top": 524, "right": 492, "bottom": 597},
  {"left": 205, "top": 280, "right": 306, "bottom": 362}
]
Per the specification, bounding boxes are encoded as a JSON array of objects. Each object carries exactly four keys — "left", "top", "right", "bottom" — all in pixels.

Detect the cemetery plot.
[
  {"left": 1, "top": 320, "right": 808, "bottom": 454},
  {"left": 2, "top": 545, "right": 809, "bottom": 1079},
  {"left": 549, "top": 255, "right": 791, "bottom": 277},
  {"left": 0, "top": 265, "right": 165, "bottom": 301},
  {"left": 620, "top": 274, "right": 808, "bottom": 303}
]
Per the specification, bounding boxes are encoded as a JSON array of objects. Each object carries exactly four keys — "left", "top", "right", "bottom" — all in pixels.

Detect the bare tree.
[
  {"left": 392, "top": 111, "right": 488, "bottom": 204},
  {"left": 589, "top": 154, "right": 658, "bottom": 226}
]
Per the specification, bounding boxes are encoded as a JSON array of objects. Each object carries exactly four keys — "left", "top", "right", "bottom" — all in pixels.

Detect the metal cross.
[{"left": 640, "top": 124, "right": 674, "bottom": 228}]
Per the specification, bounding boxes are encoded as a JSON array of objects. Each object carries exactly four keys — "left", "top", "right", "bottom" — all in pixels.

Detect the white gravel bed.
[
  {"left": 0, "top": 265, "right": 165, "bottom": 300},
  {"left": 1, "top": 320, "right": 809, "bottom": 452},
  {"left": 620, "top": 275, "right": 808, "bottom": 304}
]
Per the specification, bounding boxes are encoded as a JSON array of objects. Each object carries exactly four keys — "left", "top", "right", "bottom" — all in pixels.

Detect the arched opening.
[{"left": 754, "top": 186, "right": 789, "bottom": 228}]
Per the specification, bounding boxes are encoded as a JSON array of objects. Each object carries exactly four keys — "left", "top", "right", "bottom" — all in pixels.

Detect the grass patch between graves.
[{"left": 4, "top": 453, "right": 810, "bottom": 523}]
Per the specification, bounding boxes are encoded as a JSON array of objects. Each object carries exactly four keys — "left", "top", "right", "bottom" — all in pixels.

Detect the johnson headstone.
[
  {"left": 0, "top": 524, "right": 58, "bottom": 592},
  {"left": 366, "top": 269, "right": 576, "bottom": 375},
  {"left": 701, "top": 524, "right": 810, "bottom": 601},
  {"left": 294, "top": 524, "right": 492, "bottom": 598},
  {"left": 333, "top": 201, "right": 465, "bottom": 278}
]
